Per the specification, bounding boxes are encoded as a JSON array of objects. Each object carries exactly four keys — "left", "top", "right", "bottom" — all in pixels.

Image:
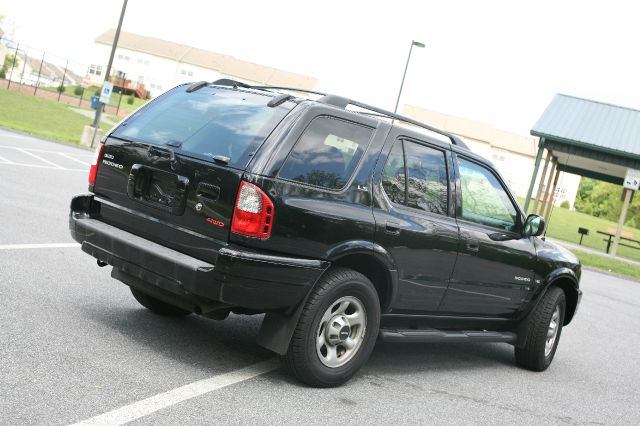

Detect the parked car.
[{"left": 70, "top": 79, "right": 582, "bottom": 387}]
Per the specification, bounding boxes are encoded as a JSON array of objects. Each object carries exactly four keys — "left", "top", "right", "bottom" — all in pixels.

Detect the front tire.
[
  {"left": 130, "top": 287, "right": 192, "bottom": 317},
  {"left": 515, "top": 286, "right": 566, "bottom": 371},
  {"left": 281, "top": 267, "right": 380, "bottom": 387}
]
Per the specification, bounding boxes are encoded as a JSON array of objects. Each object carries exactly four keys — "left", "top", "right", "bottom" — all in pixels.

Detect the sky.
[{"left": 1, "top": 0, "right": 639, "bottom": 135}]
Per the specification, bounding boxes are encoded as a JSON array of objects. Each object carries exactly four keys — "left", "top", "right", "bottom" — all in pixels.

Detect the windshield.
[{"left": 111, "top": 86, "right": 293, "bottom": 168}]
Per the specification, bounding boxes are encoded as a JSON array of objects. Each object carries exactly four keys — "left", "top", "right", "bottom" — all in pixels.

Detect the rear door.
[
  {"left": 92, "top": 85, "right": 293, "bottom": 263},
  {"left": 372, "top": 135, "right": 460, "bottom": 313}
]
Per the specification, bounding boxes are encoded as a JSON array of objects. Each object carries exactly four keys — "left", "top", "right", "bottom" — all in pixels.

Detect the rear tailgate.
[{"left": 91, "top": 84, "right": 293, "bottom": 263}]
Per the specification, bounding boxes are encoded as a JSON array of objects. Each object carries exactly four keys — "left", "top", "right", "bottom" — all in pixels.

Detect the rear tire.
[
  {"left": 515, "top": 286, "right": 566, "bottom": 371},
  {"left": 130, "top": 287, "right": 192, "bottom": 317},
  {"left": 281, "top": 267, "right": 380, "bottom": 387}
]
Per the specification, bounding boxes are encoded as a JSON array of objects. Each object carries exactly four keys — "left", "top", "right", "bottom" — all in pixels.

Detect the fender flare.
[{"left": 256, "top": 240, "right": 398, "bottom": 355}]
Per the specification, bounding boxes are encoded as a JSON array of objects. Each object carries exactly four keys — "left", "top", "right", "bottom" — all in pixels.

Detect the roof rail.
[
  {"left": 205, "top": 79, "right": 469, "bottom": 149},
  {"left": 250, "top": 85, "right": 328, "bottom": 97},
  {"left": 345, "top": 99, "right": 469, "bottom": 149}
]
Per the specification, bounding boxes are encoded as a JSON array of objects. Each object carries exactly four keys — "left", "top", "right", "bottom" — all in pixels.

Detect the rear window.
[
  {"left": 278, "top": 116, "right": 373, "bottom": 190},
  {"left": 111, "top": 86, "right": 292, "bottom": 168}
]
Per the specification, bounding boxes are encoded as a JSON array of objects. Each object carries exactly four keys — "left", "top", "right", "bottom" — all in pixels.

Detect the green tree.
[{"left": 574, "top": 177, "right": 640, "bottom": 227}]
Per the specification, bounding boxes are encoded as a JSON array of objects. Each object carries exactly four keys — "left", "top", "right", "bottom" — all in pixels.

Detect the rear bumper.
[{"left": 69, "top": 194, "right": 329, "bottom": 311}]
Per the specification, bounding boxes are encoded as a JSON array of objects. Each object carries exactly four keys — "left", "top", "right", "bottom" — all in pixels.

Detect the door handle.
[
  {"left": 385, "top": 221, "right": 401, "bottom": 235},
  {"left": 466, "top": 239, "right": 480, "bottom": 252}
]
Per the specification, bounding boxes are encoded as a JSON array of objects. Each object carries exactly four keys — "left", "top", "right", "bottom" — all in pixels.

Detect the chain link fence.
[{"left": 0, "top": 36, "right": 134, "bottom": 117}]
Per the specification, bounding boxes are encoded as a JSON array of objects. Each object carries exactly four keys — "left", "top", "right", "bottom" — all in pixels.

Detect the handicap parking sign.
[{"left": 99, "top": 82, "right": 114, "bottom": 104}]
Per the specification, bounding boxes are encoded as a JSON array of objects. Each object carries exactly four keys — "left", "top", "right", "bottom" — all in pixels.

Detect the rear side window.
[
  {"left": 381, "top": 139, "right": 449, "bottom": 215},
  {"left": 381, "top": 141, "right": 405, "bottom": 204},
  {"left": 278, "top": 116, "right": 373, "bottom": 190},
  {"left": 111, "top": 87, "right": 292, "bottom": 168}
]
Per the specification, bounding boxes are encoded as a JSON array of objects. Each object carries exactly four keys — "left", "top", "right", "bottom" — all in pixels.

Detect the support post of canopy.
[
  {"left": 611, "top": 188, "right": 633, "bottom": 257},
  {"left": 532, "top": 150, "right": 552, "bottom": 215},
  {"left": 544, "top": 168, "right": 561, "bottom": 223},
  {"left": 523, "top": 138, "right": 545, "bottom": 214},
  {"left": 539, "top": 157, "right": 557, "bottom": 215}
]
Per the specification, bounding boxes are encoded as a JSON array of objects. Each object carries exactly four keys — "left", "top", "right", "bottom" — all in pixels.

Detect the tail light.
[
  {"left": 231, "top": 181, "right": 274, "bottom": 238},
  {"left": 88, "top": 143, "right": 105, "bottom": 187}
]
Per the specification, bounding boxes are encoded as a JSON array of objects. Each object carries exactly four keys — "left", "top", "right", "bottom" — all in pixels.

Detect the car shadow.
[
  {"left": 82, "top": 304, "right": 517, "bottom": 385},
  {"left": 80, "top": 304, "right": 273, "bottom": 372}
]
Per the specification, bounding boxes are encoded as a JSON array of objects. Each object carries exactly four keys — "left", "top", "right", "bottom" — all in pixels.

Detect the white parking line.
[
  {"left": 70, "top": 359, "right": 278, "bottom": 426},
  {"left": 17, "top": 148, "right": 65, "bottom": 169},
  {"left": 0, "top": 145, "right": 93, "bottom": 156},
  {"left": 0, "top": 154, "right": 14, "bottom": 164},
  {"left": 57, "top": 152, "right": 90, "bottom": 166},
  {"left": 0, "top": 162, "right": 85, "bottom": 172},
  {"left": 0, "top": 243, "right": 80, "bottom": 250}
]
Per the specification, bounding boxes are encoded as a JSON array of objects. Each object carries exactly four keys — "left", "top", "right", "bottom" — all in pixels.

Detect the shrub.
[
  {"left": 56, "top": 85, "right": 65, "bottom": 93},
  {"left": 126, "top": 96, "right": 135, "bottom": 105},
  {"left": 0, "top": 68, "right": 5, "bottom": 79},
  {"left": 560, "top": 200, "right": 570, "bottom": 209},
  {"left": 73, "top": 86, "right": 84, "bottom": 96}
]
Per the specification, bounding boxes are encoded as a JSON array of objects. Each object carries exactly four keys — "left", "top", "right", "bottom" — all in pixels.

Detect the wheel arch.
[
  {"left": 326, "top": 241, "right": 397, "bottom": 313},
  {"left": 538, "top": 267, "right": 579, "bottom": 326},
  {"left": 257, "top": 241, "right": 397, "bottom": 355},
  {"left": 548, "top": 274, "right": 579, "bottom": 325}
]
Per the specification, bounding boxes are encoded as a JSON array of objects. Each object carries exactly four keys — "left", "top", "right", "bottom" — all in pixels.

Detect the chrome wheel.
[
  {"left": 545, "top": 305, "right": 561, "bottom": 357},
  {"left": 316, "top": 296, "right": 367, "bottom": 368}
]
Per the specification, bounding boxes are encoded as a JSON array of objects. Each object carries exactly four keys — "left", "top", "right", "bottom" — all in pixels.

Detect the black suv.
[{"left": 70, "top": 79, "right": 582, "bottom": 387}]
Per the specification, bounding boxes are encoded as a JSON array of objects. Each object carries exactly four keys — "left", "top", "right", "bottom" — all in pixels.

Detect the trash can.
[{"left": 90, "top": 96, "right": 100, "bottom": 110}]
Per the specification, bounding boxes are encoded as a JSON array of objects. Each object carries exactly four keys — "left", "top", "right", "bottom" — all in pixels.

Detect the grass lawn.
[
  {"left": 517, "top": 197, "right": 640, "bottom": 262},
  {"left": 573, "top": 250, "right": 640, "bottom": 280},
  {"left": 42, "top": 84, "right": 148, "bottom": 110},
  {"left": 0, "top": 87, "right": 112, "bottom": 144}
]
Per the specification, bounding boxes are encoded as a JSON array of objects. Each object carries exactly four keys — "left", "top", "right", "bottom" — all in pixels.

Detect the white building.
[
  {"left": 404, "top": 105, "right": 581, "bottom": 209},
  {"left": 86, "top": 29, "right": 317, "bottom": 98}
]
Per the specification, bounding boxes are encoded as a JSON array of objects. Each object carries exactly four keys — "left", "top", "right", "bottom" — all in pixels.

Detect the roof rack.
[{"left": 206, "top": 79, "right": 469, "bottom": 149}]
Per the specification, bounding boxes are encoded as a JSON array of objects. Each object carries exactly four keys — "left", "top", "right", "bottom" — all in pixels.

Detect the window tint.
[
  {"left": 111, "top": 87, "right": 292, "bottom": 168},
  {"left": 458, "top": 158, "right": 518, "bottom": 231},
  {"left": 381, "top": 139, "right": 448, "bottom": 216},
  {"left": 382, "top": 141, "right": 406, "bottom": 204},
  {"left": 279, "top": 117, "right": 373, "bottom": 190},
  {"left": 404, "top": 141, "right": 448, "bottom": 215}
]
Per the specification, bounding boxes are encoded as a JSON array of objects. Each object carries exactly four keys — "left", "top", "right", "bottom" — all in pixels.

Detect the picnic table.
[{"left": 596, "top": 230, "right": 640, "bottom": 254}]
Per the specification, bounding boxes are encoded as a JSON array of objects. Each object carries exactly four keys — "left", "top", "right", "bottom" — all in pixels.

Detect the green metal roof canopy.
[{"left": 531, "top": 94, "right": 640, "bottom": 184}]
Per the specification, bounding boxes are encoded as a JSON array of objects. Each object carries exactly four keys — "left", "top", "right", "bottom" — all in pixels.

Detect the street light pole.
[
  {"left": 90, "top": 0, "right": 128, "bottom": 147},
  {"left": 393, "top": 40, "right": 425, "bottom": 114}
]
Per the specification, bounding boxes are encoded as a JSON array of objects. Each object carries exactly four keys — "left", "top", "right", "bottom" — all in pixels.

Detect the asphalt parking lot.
[{"left": 1, "top": 129, "right": 639, "bottom": 425}]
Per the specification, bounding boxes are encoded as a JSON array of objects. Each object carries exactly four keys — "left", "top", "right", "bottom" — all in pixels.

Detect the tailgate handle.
[
  {"left": 147, "top": 146, "right": 175, "bottom": 161},
  {"left": 196, "top": 182, "right": 220, "bottom": 202}
]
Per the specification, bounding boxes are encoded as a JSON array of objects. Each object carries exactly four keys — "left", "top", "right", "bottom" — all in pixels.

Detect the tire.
[
  {"left": 130, "top": 287, "right": 192, "bottom": 317},
  {"left": 515, "top": 286, "right": 566, "bottom": 371},
  {"left": 281, "top": 267, "right": 380, "bottom": 387}
]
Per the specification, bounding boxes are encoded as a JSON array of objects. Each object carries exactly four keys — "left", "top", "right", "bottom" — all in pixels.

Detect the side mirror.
[{"left": 523, "top": 214, "right": 545, "bottom": 237}]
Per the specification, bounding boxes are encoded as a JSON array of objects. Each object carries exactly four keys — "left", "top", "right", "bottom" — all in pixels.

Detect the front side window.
[
  {"left": 458, "top": 158, "right": 518, "bottom": 231},
  {"left": 278, "top": 117, "right": 373, "bottom": 190},
  {"left": 381, "top": 139, "right": 449, "bottom": 215}
]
